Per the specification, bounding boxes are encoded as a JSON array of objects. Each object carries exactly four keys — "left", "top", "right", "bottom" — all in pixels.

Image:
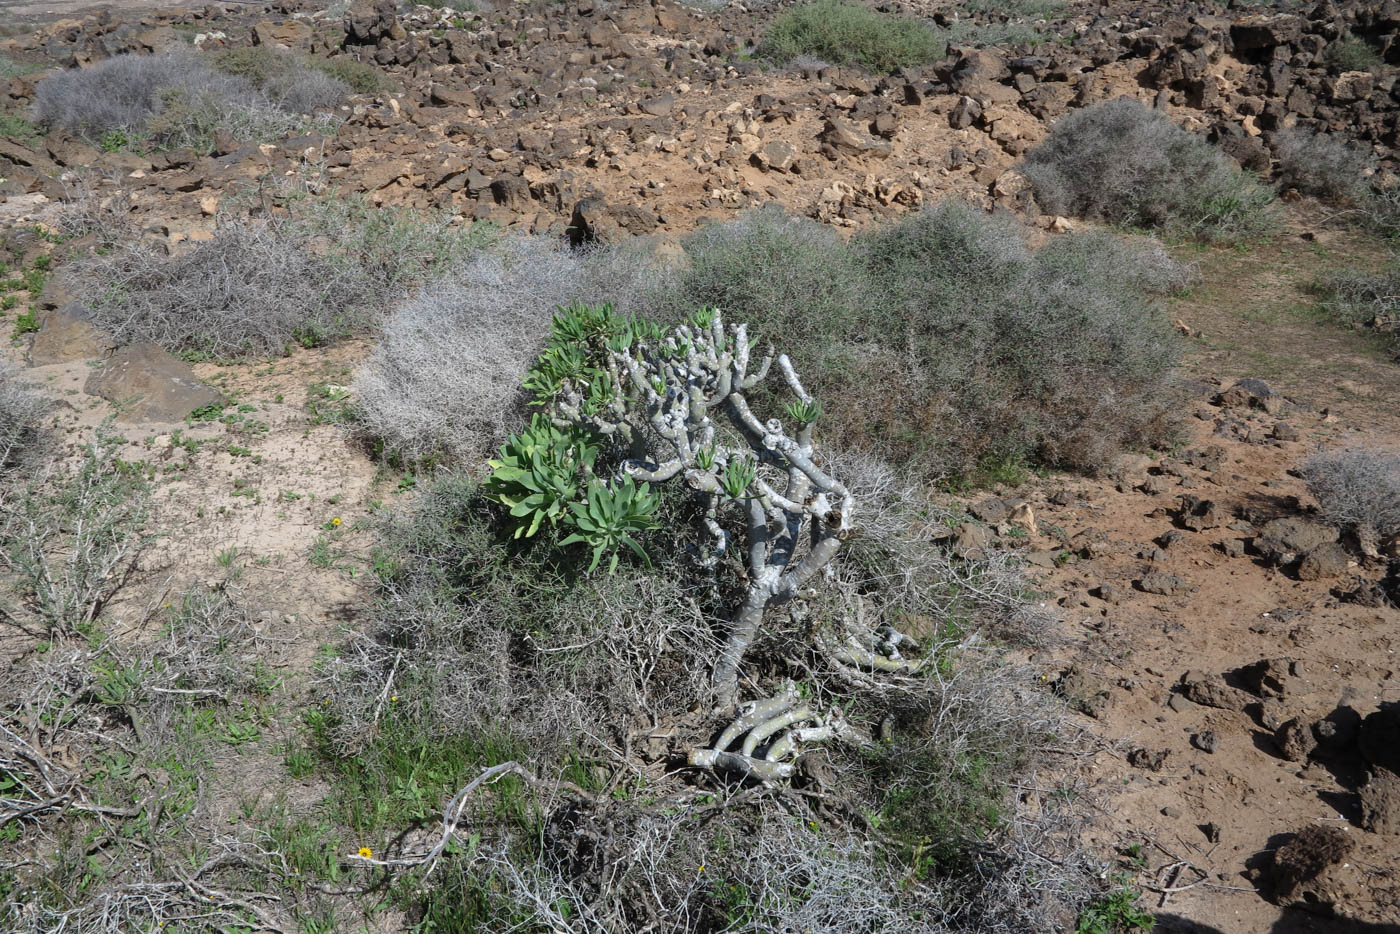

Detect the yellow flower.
[
  {"left": 331, "top": 517, "right": 342, "bottom": 527},
  {"left": 697, "top": 864, "right": 705, "bottom": 872},
  {"left": 391, "top": 695, "right": 398, "bottom": 702},
  {"left": 357, "top": 846, "right": 373, "bottom": 859}
]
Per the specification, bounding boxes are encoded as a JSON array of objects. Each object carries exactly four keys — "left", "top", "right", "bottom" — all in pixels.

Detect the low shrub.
[
  {"left": 1, "top": 587, "right": 282, "bottom": 932},
  {"left": 760, "top": 0, "right": 946, "bottom": 72},
  {"left": 67, "top": 195, "right": 492, "bottom": 358},
  {"left": 1325, "top": 33, "right": 1382, "bottom": 73},
  {"left": 0, "top": 430, "right": 150, "bottom": 639},
  {"left": 1274, "top": 127, "right": 1373, "bottom": 206},
  {"left": 1303, "top": 446, "right": 1400, "bottom": 540},
  {"left": 650, "top": 205, "right": 867, "bottom": 347},
  {"left": 32, "top": 49, "right": 344, "bottom": 151},
  {"left": 1022, "top": 97, "right": 1278, "bottom": 242},
  {"left": 0, "top": 364, "right": 45, "bottom": 473},
  {"left": 663, "top": 202, "right": 1188, "bottom": 479},
  {"left": 301, "top": 453, "right": 1096, "bottom": 932},
  {"left": 1313, "top": 263, "right": 1400, "bottom": 355},
  {"left": 353, "top": 236, "right": 667, "bottom": 466},
  {"left": 358, "top": 202, "right": 1186, "bottom": 480},
  {"left": 1271, "top": 128, "right": 1400, "bottom": 237},
  {"left": 211, "top": 46, "right": 349, "bottom": 113},
  {"left": 310, "top": 55, "right": 391, "bottom": 94}
]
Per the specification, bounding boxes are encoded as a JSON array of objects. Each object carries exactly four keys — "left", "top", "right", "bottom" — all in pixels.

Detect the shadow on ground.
[{"left": 1156, "top": 912, "right": 1400, "bottom": 934}]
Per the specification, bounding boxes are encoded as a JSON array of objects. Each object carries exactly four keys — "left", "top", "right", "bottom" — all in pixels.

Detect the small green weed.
[
  {"left": 761, "top": 0, "right": 946, "bottom": 72},
  {"left": 1326, "top": 34, "right": 1381, "bottom": 72},
  {"left": 1076, "top": 875, "right": 1154, "bottom": 934}
]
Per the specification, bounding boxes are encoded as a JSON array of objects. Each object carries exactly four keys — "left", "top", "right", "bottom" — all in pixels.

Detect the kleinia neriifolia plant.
[{"left": 496, "top": 302, "right": 930, "bottom": 782}]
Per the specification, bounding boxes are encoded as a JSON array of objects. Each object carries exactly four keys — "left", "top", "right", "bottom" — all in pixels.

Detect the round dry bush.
[
  {"left": 666, "top": 202, "right": 1188, "bottom": 479},
  {"left": 210, "top": 46, "right": 349, "bottom": 114},
  {"left": 67, "top": 199, "right": 484, "bottom": 359},
  {"left": 1022, "top": 97, "right": 1278, "bottom": 242},
  {"left": 69, "top": 220, "right": 366, "bottom": 357},
  {"left": 660, "top": 203, "right": 868, "bottom": 344},
  {"left": 322, "top": 474, "right": 718, "bottom": 759},
  {"left": 0, "top": 364, "right": 46, "bottom": 472},
  {"left": 1273, "top": 127, "right": 1373, "bottom": 206},
  {"left": 32, "top": 49, "right": 344, "bottom": 149},
  {"left": 859, "top": 205, "right": 1189, "bottom": 479},
  {"left": 1303, "top": 446, "right": 1400, "bottom": 539},
  {"left": 354, "top": 236, "right": 668, "bottom": 467},
  {"left": 760, "top": 0, "right": 947, "bottom": 73}
]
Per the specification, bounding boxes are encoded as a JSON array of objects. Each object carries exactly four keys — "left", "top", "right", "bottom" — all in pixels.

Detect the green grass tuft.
[{"left": 760, "top": 0, "right": 946, "bottom": 72}]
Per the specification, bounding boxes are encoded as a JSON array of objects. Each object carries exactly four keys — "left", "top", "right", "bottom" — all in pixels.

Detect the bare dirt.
[{"left": 1007, "top": 223, "right": 1400, "bottom": 933}]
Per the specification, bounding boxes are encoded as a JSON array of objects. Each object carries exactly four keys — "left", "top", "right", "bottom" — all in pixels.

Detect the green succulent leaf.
[{"left": 721, "top": 457, "right": 756, "bottom": 500}]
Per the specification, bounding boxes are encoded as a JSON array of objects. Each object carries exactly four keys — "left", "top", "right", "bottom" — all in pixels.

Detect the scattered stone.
[
  {"left": 751, "top": 140, "right": 799, "bottom": 174},
  {"left": 1128, "top": 747, "right": 1170, "bottom": 771},
  {"left": 952, "top": 521, "right": 991, "bottom": 558},
  {"left": 1359, "top": 705, "right": 1400, "bottom": 775},
  {"left": 84, "top": 344, "right": 223, "bottom": 423},
  {"left": 1269, "top": 825, "right": 1354, "bottom": 908},
  {"left": 1238, "top": 657, "right": 1296, "bottom": 698},
  {"left": 1271, "top": 421, "right": 1300, "bottom": 442},
  {"left": 1296, "top": 542, "right": 1350, "bottom": 581},
  {"left": 1215, "top": 378, "right": 1288, "bottom": 414},
  {"left": 1138, "top": 572, "right": 1188, "bottom": 596},
  {"left": 1220, "top": 538, "right": 1246, "bottom": 558},
  {"left": 1179, "top": 673, "right": 1252, "bottom": 712},
  {"left": 1140, "top": 475, "right": 1170, "bottom": 495},
  {"left": 1339, "top": 562, "right": 1400, "bottom": 608},
  {"left": 1275, "top": 717, "right": 1317, "bottom": 761},
  {"left": 970, "top": 497, "right": 1009, "bottom": 523},
  {"left": 27, "top": 302, "right": 114, "bottom": 366},
  {"left": 819, "top": 117, "right": 892, "bottom": 159},
  {"left": 1093, "top": 583, "right": 1124, "bottom": 605},
  {"left": 1191, "top": 730, "right": 1219, "bottom": 753},
  {"left": 1054, "top": 664, "right": 1109, "bottom": 718},
  {"left": 637, "top": 93, "right": 674, "bottom": 117},
  {"left": 1313, "top": 705, "right": 1363, "bottom": 754},
  {"left": 1254, "top": 517, "right": 1338, "bottom": 568},
  {"left": 1359, "top": 768, "right": 1400, "bottom": 835},
  {"left": 1177, "top": 495, "right": 1223, "bottom": 531}
]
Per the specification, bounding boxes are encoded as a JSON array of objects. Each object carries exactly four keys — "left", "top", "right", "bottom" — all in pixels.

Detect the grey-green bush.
[
  {"left": 664, "top": 201, "right": 1189, "bottom": 479},
  {"left": 1022, "top": 97, "right": 1278, "bottom": 241},
  {"left": 761, "top": 0, "right": 946, "bottom": 72},
  {"left": 0, "top": 364, "right": 45, "bottom": 472},
  {"left": 211, "top": 46, "right": 353, "bottom": 113},
  {"left": 354, "top": 236, "right": 669, "bottom": 466},
  {"left": 1273, "top": 127, "right": 1373, "bottom": 206},
  {"left": 68, "top": 196, "right": 490, "bottom": 359},
  {"left": 32, "top": 49, "right": 345, "bottom": 150},
  {"left": 1303, "top": 447, "right": 1400, "bottom": 539},
  {"left": 1314, "top": 262, "right": 1400, "bottom": 354}
]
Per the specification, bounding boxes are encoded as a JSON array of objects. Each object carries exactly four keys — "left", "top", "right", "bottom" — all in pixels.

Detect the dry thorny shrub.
[
  {"left": 1303, "top": 446, "right": 1400, "bottom": 542},
  {"left": 32, "top": 49, "right": 345, "bottom": 151},
  {"left": 1, "top": 589, "right": 289, "bottom": 933},
  {"left": 1021, "top": 97, "right": 1278, "bottom": 242},
  {"left": 310, "top": 451, "right": 1099, "bottom": 932},
  {"left": 355, "top": 201, "right": 1191, "bottom": 481},
  {"left": 62, "top": 188, "right": 492, "bottom": 359},
  {"left": 353, "top": 234, "right": 671, "bottom": 466}
]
